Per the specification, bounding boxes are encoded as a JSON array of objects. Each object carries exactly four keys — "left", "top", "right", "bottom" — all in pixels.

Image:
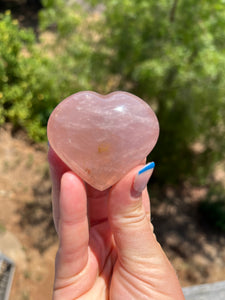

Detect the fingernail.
[{"left": 132, "top": 162, "right": 155, "bottom": 197}]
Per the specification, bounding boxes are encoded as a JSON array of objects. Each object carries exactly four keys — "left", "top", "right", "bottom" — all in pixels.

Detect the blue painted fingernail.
[
  {"left": 132, "top": 162, "right": 155, "bottom": 198},
  {"left": 138, "top": 162, "right": 155, "bottom": 175}
]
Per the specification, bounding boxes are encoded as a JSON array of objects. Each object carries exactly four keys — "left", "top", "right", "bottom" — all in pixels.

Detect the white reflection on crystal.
[{"left": 113, "top": 105, "right": 126, "bottom": 113}]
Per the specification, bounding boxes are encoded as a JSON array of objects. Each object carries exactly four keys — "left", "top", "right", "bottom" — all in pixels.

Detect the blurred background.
[{"left": 0, "top": 0, "right": 225, "bottom": 299}]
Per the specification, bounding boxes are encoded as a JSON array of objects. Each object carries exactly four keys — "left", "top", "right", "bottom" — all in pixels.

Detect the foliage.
[
  {"left": 1, "top": 1, "right": 225, "bottom": 187},
  {"left": 0, "top": 11, "right": 32, "bottom": 125},
  {"left": 0, "top": 9, "right": 90, "bottom": 141},
  {"left": 85, "top": 0, "right": 225, "bottom": 184},
  {"left": 39, "top": 0, "right": 82, "bottom": 35}
]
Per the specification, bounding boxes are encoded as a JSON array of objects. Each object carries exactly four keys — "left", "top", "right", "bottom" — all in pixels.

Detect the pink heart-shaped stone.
[{"left": 47, "top": 91, "right": 159, "bottom": 190}]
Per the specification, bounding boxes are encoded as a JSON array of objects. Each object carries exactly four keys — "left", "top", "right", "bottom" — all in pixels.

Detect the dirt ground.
[
  {"left": 0, "top": 125, "right": 225, "bottom": 300},
  {"left": 0, "top": 126, "right": 57, "bottom": 300}
]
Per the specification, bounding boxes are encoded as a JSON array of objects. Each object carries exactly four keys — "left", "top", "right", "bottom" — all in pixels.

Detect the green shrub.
[
  {"left": 0, "top": 11, "right": 34, "bottom": 125},
  {"left": 85, "top": 0, "right": 225, "bottom": 184},
  {"left": 1, "top": 1, "right": 225, "bottom": 187},
  {"left": 0, "top": 11, "right": 52, "bottom": 140},
  {"left": 0, "top": 9, "right": 91, "bottom": 141}
]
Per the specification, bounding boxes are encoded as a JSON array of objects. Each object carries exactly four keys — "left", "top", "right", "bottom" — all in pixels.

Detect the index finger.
[{"left": 48, "top": 146, "right": 70, "bottom": 232}]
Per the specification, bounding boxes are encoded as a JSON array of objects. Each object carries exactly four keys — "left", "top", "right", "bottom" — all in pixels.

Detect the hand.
[{"left": 48, "top": 147, "right": 185, "bottom": 300}]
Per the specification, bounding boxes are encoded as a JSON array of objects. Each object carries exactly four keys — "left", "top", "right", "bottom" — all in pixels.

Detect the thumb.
[
  {"left": 108, "top": 162, "right": 185, "bottom": 299},
  {"left": 108, "top": 162, "right": 161, "bottom": 263}
]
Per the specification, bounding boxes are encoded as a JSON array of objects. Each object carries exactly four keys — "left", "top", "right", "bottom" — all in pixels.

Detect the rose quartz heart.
[{"left": 47, "top": 91, "right": 159, "bottom": 190}]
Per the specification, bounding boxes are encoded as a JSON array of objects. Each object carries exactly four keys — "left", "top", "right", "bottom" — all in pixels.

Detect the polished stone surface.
[{"left": 47, "top": 91, "right": 159, "bottom": 190}]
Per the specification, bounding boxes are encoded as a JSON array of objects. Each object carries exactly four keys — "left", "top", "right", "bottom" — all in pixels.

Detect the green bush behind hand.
[
  {"left": 1, "top": 1, "right": 225, "bottom": 187},
  {"left": 85, "top": 0, "right": 225, "bottom": 183}
]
